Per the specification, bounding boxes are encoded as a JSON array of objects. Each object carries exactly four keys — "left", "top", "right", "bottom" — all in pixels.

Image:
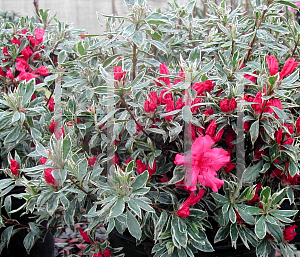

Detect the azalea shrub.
[{"left": 1, "top": 1, "right": 300, "bottom": 257}]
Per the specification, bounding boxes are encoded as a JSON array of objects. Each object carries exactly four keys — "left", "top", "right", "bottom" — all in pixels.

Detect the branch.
[{"left": 245, "top": 9, "right": 267, "bottom": 63}]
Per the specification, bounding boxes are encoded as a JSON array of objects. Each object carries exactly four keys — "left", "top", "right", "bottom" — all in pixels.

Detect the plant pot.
[
  {"left": 0, "top": 186, "right": 55, "bottom": 257},
  {"left": 109, "top": 230, "right": 276, "bottom": 257}
]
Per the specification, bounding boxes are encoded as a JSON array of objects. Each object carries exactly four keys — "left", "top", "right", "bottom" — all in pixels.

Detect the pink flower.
[
  {"left": 34, "top": 28, "right": 45, "bottom": 46},
  {"left": 114, "top": 66, "right": 126, "bottom": 83},
  {"left": 37, "top": 66, "right": 50, "bottom": 76},
  {"left": 176, "top": 189, "right": 206, "bottom": 217},
  {"left": 174, "top": 135, "right": 230, "bottom": 192},
  {"left": 44, "top": 169, "right": 58, "bottom": 189},
  {"left": 54, "top": 127, "right": 65, "bottom": 139},
  {"left": 155, "top": 63, "right": 171, "bottom": 87},
  {"left": 21, "top": 46, "right": 33, "bottom": 61},
  {"left": 79, "top": 228, "right": 94, "bottom": 244},
  {"left": 279, "top": 58, "right": 298, "bottom": 80},
  {"left": 284, "top": 225, "right": 297, "bottom": 242},
  {"left": 267, "top": 55, "right": 279, "bottom": 76},
  {"left": 17, "top": 72, "right": 38, "bottom": 81},
  {"left": 288, "top": 2, "right": 300, "bottom": 11},
  {"left": 88, "top": 157, "right": 96, "bottom": 168},
  {"left": 244, "top": 71, "right": 257, "bottom": 83},
  {"left": 9, "top": 159, "right": 19, "bottom": 177}
]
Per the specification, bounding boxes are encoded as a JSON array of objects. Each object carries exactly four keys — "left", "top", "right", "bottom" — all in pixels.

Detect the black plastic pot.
[
  {"left": 109, "top": 230, "right": 276, "bottom": 257},
  {"left": 0, "top": 186, "right": 55, "bottom": 257}
]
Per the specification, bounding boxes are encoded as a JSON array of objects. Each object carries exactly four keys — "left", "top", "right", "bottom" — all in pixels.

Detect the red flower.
[
  {"left": 37, "top": 66, "right": 50, "bottom": 76},
  {"left": 54, "top": 127, "right": 65, "bottom": 139},
  {"left": 40, "top": 157, "right": 47, "bottom": 165},
  {"left": 0, "top": 67, "right": 4, "bottom": 78},
  {"left": 16, "top": 58, "right": 30, "bottom": 72},
  {"left": 34, "top": 28, "right": 45, "bottom": 46},
  {"left": 220, "top": 98, "right": 237, "bottom": 113},
  {"left": 204, "top": 109, "right": 214, "bottom": 116},
  {"left": 296, "top": 117, "right": 300, "bottom": 134},
  {"left": 88, "top": 157, "right": 96, "bottom": 168},
  {"left": 114, "top": 66, "right": 126, "bottom": 83},
  {"left": 44, "top": 169, "right": 58, "bottom": 189},
  {"left": 17, "top": 72, "right": 38, "bottom": 81},
  {"left": 225, "top": 126, "right": 236, "bottom": 149},
  {"left": 283, "top": 225, "right": 297, "bottom": 242},
  {"left": 279, "top": 58, "right": 298, "bottom": 80},
  {"left": 244, "top": 71, "right": 257, "bottom": 83},
  {"left": 49, "top": 120, "right": 55, "bottom": 133},
  {"left": 11, "top": 36, "right": 21, "bottom": 46},
  {"left": 249, "top": 182, "right": 261, "bottom": 203},
  {"left": 6, "top": 68, "right": 14, "bottom": 81},
  {"left": 176, "top": 189, "right": 206, "bottom": 217},
  {"left": 136, "top": 159, "right": 146, "bottom": 174},
  {"left": 47, "top": 98, "right": 54, "bottom": 112},
  {"left": 224, "top": 161, "right": 235, "bottom": 173},
  {"left": 144, "top": 91, "right": 158, "bottom": 113},
  {"left": 174, "top": 135, "right": 230, "bottom": 192},
  {"left": 175, "top": 98, "right": 184, "bottom": 109},
  {"left": 174, "top": 70, "right": 185, "bottom": 85},
  {"left": 266, "top": 55, "right": 279, "bottom": 76},
  {"left": 165, "top": 100, "right": 174, "bottom": 122},
  {"left": 213, "top": 129, "right": 224, "bottom": 142},
  {"left": 103, "top": 249, "right": 111, "bottom": 257},
  {"left": 155, "top": 63, "right": 171, "bottom": 87},
  {"left": 192, "top": 80, "right": 214, "bottom": 95},
  {"left": 206, "top": 119, "right": 217, "bottom": 137},
  {"left": 191, "top": 98, "right": 201, "bottom": 113},
  {"left": 158, "top": 89, "right": 173, "bottom": 105},
  {"left": 79, "top": 228, "right": 94, "bottom": 244},
  {"left": 125, "top": 157, "right": 132, "bottom": 164},
  {"left": 93, "top": 253, "right": 104, "bottom": 257},
  {"left": 21, "top": 46, "right": 33, "bottom": 61},
  {"left": 275, "top": 129, "right": 283, "bottom": 144},
  {"left": 9, "top": 159, "right": 19, "bottom": 177},
  {"left": 147, "top": 158, "right": 156, "bottom": 177}
]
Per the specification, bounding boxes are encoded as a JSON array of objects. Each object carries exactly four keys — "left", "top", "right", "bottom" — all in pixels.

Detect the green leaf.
[
  {"left": 214, "top": 224, "right": 230, "bottom": 243},
  {"left": 145, "top": 13, "right": 169, "bottom": 24},
  {"left": 131, "top": 170, "right": 149, "bottom": 191},
  {"left": 249, "top": 120, "right": 259, "bottom": 145},
  {"left": 63, "top": 134, "right": 71, "bottom": 159},
  {"left": 128, "top": 199, "right": 141, "bottom": 217},
  {"left": 230, "top": 223, "right": 238, "bottom": 246},
  {"left": 23, "top": 232, "right": 36, "bottom": 253},
  {"left": 126, "top": 120, "right": 136, "bottom": 135},
  {"left": 243, "top": 161, "right": 263, "bottom": 183},
  {"left": 4, "top": 126, "right": 20, "bottom": 143},
  {"left": 260, "top": 186, "right": 271, "bottom": 203},
  {"left": 266, "top": 222, "right": 283, "bottom": 243},
  {"left": 255, "top": 216, "right": 266, "bottom": 239},
  {"left": 211, "top": 192, "right": 229, "bottom": 203},
  {"left": 122, "top": 24, "right": 136, "bottom": 36},
  {"left": 191, "top": 230, "right": 214, "bottom": 252},
  {"left": 150, "top": 40, "right": 169, "bottom": 54},
  {"left": 77, "top": 41, "right": 85, "bottom": 55},
  {"left": 277, "top": 1, "right": 299, "bottom": 9},
  {"left": 171, "top": 215, "right": 187, "bottom": 247},
  {"left": 1, "top": 226, "right": 14, "bottom": 247},
  {"left": 182, "top": 106, "right": 193, "bottom": 123},
  {"left": 229, "top": 206, "right": 236, "bottom": 223},
  {"left": 131, "top": 31, "right": 144, "bottom": 47},
  {"left": 235, "top": 206, "right": 255, "bottom": 225},
  {"left": 134, "top": 198, "right": 154, "bottom": 212},
  {"left": 29, "top": 222, "right": 43, "bottom": 237},
  {"left": 126, "top": 209, "right": 142, "bottom": 240},
  {"left": 58, "top": 50, "right": 67, "bottom": 64},
  {"left": 110, "top": 198, "right": 125, "bottom": 218}
]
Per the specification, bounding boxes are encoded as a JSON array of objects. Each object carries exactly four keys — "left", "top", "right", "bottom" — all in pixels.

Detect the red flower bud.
[{"left": 9, "top": 159, "right": 19, "bottom": 177}]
